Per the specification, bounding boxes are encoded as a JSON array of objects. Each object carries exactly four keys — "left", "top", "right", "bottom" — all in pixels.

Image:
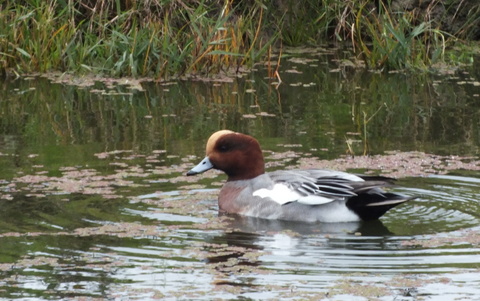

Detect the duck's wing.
[
  {"left": 254, "top": 170, "right": 372, "bottom": 206},
  {"left": 253, "top": 169, "right": 413, "bottom": 220}
]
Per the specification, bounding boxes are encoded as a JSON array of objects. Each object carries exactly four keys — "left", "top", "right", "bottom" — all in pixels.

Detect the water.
[{"left": 0, "top": 49, "right": 479, "bottom": 300}]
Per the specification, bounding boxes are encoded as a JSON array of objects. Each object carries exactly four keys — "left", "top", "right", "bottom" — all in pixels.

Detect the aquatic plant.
[
  {"left": 0, "top": 0, "right": 478, "bottom": 77},
  {"left": 0, "top": 0, "right": 275, "bottom": 78},
  {"left": 372, "top": 4, "right": 451, "bottom": 69}
]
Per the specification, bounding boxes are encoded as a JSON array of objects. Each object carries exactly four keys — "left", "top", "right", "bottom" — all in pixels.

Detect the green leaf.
[{"left": 15, "top": 47, "right": 31, "bottom": 58}]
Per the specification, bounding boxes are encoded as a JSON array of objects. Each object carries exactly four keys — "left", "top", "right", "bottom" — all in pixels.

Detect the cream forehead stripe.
[{"left": 206, "top": 130, "right": 235, "bottom": 155}]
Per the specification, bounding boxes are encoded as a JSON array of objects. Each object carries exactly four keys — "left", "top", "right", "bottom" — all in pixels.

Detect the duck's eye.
[{"left": 218, "top": 144, "right": 230, "bottom": 152}]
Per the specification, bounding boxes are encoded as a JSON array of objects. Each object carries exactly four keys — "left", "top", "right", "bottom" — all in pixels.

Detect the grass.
[
  {"left": 0, "top": 0, "right": 479, "bottom": 78},
  {"left": 354, "top": 4, "right": 448, "bottom": 70},
  {"left": 0, "top": 0, "right": 274, "bottom": 78}
]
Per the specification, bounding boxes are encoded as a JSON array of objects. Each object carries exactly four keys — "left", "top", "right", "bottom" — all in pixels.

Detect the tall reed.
[
  {"left": 1, "top": 0, "right": 478, "bottom": 77},
  {"left": 0, "top": 0, "right": 274, "bottom": 78}
]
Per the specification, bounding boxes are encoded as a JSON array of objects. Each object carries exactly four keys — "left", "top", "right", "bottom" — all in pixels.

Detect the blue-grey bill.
[{"left": 186, "top": 156, "right": 214, "bottom": 175}]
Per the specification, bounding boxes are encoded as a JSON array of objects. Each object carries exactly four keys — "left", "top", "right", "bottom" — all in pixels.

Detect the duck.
[{"left": 186, "top": 130, "right": 413, "bottom": 223}]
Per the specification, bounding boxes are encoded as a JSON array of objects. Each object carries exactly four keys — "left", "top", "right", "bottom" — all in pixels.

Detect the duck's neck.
[{"left": 226, "top": 156, "right": 265, "bottom": 182}]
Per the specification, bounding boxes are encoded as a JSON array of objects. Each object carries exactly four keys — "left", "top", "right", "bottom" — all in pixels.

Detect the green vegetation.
[
  {"left": 0, "top": 0, "right": 275, "bottom": 78},
  {"left": 0, "top": 0, "right": 479, "bottom": 78}
]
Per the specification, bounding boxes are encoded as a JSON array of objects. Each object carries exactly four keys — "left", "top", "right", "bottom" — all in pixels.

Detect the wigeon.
[{"left": 187, "top": 130, "right": 413, "bottom": 223}]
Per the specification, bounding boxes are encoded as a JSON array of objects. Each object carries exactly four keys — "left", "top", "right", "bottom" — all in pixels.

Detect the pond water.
[{"left": 0, "top": 48, "right": 479, "bottom": 300}]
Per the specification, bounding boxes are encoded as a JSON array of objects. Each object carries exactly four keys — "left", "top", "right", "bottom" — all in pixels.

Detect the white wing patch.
[
  {"left": 253, "top": 183, "right": 335, "bottom": 206},
  {"left": 253, "top": 184, "right": 300, "bottom": 205}
]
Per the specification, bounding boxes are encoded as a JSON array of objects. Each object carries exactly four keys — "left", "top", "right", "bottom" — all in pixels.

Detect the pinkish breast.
[{"left": 218, "top": 184, "right": 245, "bottom": 214}]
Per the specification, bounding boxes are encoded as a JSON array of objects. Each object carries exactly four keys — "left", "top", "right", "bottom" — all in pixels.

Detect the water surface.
[{"left": 0, "top": 49, "right": 479, "bottom": 300}]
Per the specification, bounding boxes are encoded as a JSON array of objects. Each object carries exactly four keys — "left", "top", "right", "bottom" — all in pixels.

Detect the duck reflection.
[
  {"left": 202, "top": 214, "right": 397, "bottom": 289},
  {"left": 220, "top": 213, "right": 393, "bottom": 236}
]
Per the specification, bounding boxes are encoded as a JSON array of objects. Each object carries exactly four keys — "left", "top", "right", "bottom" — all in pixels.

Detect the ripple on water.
[
  {"left": 99, "top": 174, "right": 480, "bottom": 300},
  {"left": 1, "top": 175, "right": 478, "bottom": 300},
  {"left": 380, "top": 174, "right": 480, "bottom": 235}
]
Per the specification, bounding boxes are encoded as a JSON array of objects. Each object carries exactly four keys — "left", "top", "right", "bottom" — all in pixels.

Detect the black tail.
[{"left": 346, "top": 192, "right": 414, "bottom": 221}]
